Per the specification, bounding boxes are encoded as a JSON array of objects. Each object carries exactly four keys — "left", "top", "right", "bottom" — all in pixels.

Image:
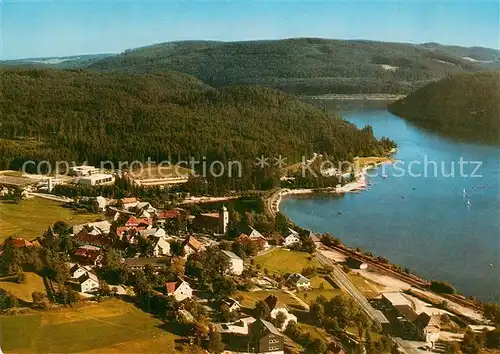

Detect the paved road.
[{"left": 316, "top": 251, "right": 389, "bottom": 325}]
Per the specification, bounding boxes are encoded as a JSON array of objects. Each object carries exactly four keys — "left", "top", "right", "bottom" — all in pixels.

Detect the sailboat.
[
  {"left": 467, "top": 199, "right": 472, "bottom": 207},
  {"left": 463, "top": 188, "right": 466, "bottom": 196}
]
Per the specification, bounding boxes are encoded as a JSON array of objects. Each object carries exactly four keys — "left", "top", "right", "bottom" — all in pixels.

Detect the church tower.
[{"left": 220, "top": 205, "right": 229, "bottom": 234}]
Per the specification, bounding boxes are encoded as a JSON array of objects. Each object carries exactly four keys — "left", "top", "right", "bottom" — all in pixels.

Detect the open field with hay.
[
  {"left": 0, "top": 198, "right": 98, "bottom": 241},
  {"left": 0, "top": 299, "right": 200, "bottom": 353}
]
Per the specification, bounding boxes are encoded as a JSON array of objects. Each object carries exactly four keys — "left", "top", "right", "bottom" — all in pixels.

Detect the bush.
[{"left": 430, "top": 280, "right": 456, "bottom": 294}]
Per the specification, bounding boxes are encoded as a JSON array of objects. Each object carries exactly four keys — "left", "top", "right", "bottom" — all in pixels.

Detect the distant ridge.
[
  {"left": 388, "top": 71, "right": 500, "bottom": 144},
  {"left": 86, "top": 38, "right": 498, "bottom": 95}
]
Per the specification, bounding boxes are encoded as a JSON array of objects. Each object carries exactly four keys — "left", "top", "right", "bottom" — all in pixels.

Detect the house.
[
  {"left": 123, "top": 257, "right": 169, "bottom": 271},
  {"left": 156, "top": 209, "right": 180, "bottom": 227},
  {"left": 214, "top": 316, "right": 255, "bottom": 335},
  {"left": 69, "top": 264, "right": 90, "bottom": 279},
  {"left": 248, "top": 318, "right": 284, "bottom": 354},
  {"left": 152, "top": 237, "right": 171, "bottom": 257},
  {"left": 287, "top": 273, "right": 310, "bottom": 290},
  {"left": 73, "top": 245, "right": 103, "bottom": 265},
  {"left": 222, "top": 298, "right": 242, "bottom": 313},
  {"left": 284, "top": 228, "right": 301, "bottom": 246},
  {"left": 69, "top": 165, "right": 100, "bottom": 176},
  {"left": 76, "top": 272, "right": 100, "bottom": 293},
  {"left": 77, "top": 173, "right": 114, "bottom": 186},
  {"left": 74, "top": 230, "right": 114, "bottom": 248},
  {"left": 116, "top": 226, "right": 145, "bottom": 243},
  {"left": 140, "top": 228, "right": 167, "bottom": 239},
  {"left": 135, "top": 202, "right": 157, "bottom": 218},
  {"left": 416, "top": 313, "right": 441, "bottom": 345},
  {"left": 125, "top": 216, "right": 153, "bottom": 228},
  {"left": 80, "top": 196, "right": 108, "bottom": 211},
  {"left": 165, "top": 279, "right": 193, "bottom": 301},
  {"left": 183, "top": 236, "right": 203, "bottom": 257},
  {"left": 346, "top": 257, "right": 368, "bottom": 270},
  {"left": 221, "top": 250, "right": 244, "bottom": 275},
  {"left": 239, "top": 226, "right": 270, "bottom": 250},
  {"left": 72, "top": 220, "right": 111, "bottom": 235},
  {"left": 264, "top": 295, "right": 297, "bottom": 330},
  {"left": 192, "top": 205, "right": 229, "bottom": 235},
  {"left": 120, "top": 197, "right": 139, "bottom": 210}
]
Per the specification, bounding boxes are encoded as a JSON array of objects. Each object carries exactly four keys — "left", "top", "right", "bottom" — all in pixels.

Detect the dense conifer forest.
[
  {"left": 388, "top": 72, "right": 500, "bottom": 144},
  {"left": 87, "top": 38, "right": 493, "bottom": 95},
  {"left": 0, "top": 68, "right": 393, "bottom": 190}
]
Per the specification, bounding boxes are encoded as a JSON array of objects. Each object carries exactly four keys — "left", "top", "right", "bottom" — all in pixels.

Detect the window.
[
  {"left": 269, "top": 339, "right": 279, "bottom": 344},
  {"left": 269, "top": 346, "right": 280, "bottom": 351}
]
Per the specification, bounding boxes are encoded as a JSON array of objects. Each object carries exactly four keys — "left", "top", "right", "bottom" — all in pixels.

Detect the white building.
[
  {"left": 221, "top": 250, "right": 244, "bottom": 275},
  {"left": 287, "top": 273, "right": 310, "bottom": 290},
  {"left": 72, "top": 220, "right": 112, "bottom": 235},
  {"left": 152, "top": 237, "right": 171, "bottom": 257},
  {"left": 69, "top": 264, "right": 89, "bottom": 280},
  {"left": 77, "top": 174, "right": 114, "bottom": 186},
  {"left": 76, "top": 272, "right": 100, "bottom": 293},
  {"left": 165, "top": 279, "right": 193, "bottom": 301},
  {"left": 141, "top": 228, "right": 167, "bottom": 239},
  {"left": 284, "top": 228, "right": 301, "bottom": 246},
  {"left": 220, "top": 205, "right": 229, "bottom": 234},
  {"left": 70, "top": 165, "right": 100, "bottom": 176}
]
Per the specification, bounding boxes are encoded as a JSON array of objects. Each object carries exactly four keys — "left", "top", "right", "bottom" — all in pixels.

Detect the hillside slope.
[
  {"left": 87, "top": 38, "right": 485, "bottom": 95},
  {"left": 388, "top": 72, "right": 500, "bottom": 144},
  {"left": 0, "top": 68, "right": 393, "bottom": 189}
]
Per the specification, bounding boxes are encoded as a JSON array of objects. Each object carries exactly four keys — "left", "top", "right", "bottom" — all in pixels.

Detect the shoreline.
[{"left": 269, "top": 158, "right": 393, "bottom": 215}]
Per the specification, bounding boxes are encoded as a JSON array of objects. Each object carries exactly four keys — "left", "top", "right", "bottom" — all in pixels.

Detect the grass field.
[
  {"left": 255, "top": 249, "right": 320, "bottom": 275},
  {"left": 297, "top": 276, "right": 342, "bottom": 304},
  {"left": 0, "top": 299, "right": 200, "bottom": 353},
  {"left": 0, "top": 198, "right": 98, "bottom": 241},
  {"left": 0, "top": 272, "right": 46, "bottom": 303}
]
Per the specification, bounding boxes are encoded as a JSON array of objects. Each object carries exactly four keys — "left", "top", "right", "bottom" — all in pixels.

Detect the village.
[{"left": 0, "top": 166, "right": 498, "bottom": 354}]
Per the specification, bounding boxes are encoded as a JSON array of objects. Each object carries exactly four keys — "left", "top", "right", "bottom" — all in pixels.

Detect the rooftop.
[
  {"left": 382, "top": 292, "right": 412, "bottom": 307},
  {"left": 221, "top": 250, "right": 242, "bottom": 261}
]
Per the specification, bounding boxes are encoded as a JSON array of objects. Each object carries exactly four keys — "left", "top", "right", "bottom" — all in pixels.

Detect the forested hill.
[
  {"left": 388, "top": 72, "right": 500, "bottom": 144},
  {"left": 87, "top": 38, "right": 490, "bottom": 95},
  {"left": 0, "top": 68, "right": 393, "bottom": 188}
]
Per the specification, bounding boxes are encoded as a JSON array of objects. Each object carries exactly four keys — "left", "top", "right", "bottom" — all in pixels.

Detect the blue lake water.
[{"left": 281, "top": 108, "right": 500, "bottom": 302}]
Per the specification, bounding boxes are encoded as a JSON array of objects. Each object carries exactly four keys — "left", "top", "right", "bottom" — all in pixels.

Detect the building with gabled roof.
[
  {"left": 124, "top": 216, "right": 152, "bottom": 228},
  {"left": 76, "top": 272, "right": 100, "bottom": 293},
  {"left": 183, "top": 236, "right": 202, "bottom": 257},
  {"left": 284, "top": 228, "right": 301, "bottom": 246},
  {"left": 165, "top": 279, "right": 192, "bottom": 301},
  {"left": 73, "top": 245, "right": 103, "bottom": 265},
  {"left": 264, "top": 295, "right": 297, "bottom": 330},
  {"left": 248, "top": 318, "right": 284, "bottom": 354},
  {"left": 221, "top": 250, "right": 244, "bottom": 275},
  {"left": 287, "top": 273, "right": 310, "bottom": 290}
]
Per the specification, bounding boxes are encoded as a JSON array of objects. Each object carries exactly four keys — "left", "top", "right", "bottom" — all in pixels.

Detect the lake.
[{"left": 281, "top": 107, "right": 500, "bottom": 302}]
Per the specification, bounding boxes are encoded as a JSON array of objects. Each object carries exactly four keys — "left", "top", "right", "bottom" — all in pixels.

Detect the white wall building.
[
  {"left": 284, "top": 228, "right": 301, "bottom": 246},
  {"left": 77, "top": 174, "right": 114, "bottom": 186},
  {"left": 165, "top": 279, "right": 193, "bottom": 301},
  {"left": 221, "top": 250, "right": 244, "bottom": 275},
  {"left": 77, "top": 272, "right": 100, "bottom": 293}
]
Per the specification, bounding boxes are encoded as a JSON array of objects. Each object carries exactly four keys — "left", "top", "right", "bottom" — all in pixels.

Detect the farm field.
[
  {"left": 255, "top": 248, "right": 320, "bottom": 275},
  {"left": 0, "top": 299, "right": 200, "bottom": 353},
  {"left": 0, "top": 272, "right": 46, "bottom": 303},
  {"left": 0, "top": 198, "right": 98, "bottom": 241}
]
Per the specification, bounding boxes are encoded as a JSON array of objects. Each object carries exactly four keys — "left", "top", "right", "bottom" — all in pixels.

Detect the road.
[{"left": 316, "top": 251, "right": 389, "bottom": 325}]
